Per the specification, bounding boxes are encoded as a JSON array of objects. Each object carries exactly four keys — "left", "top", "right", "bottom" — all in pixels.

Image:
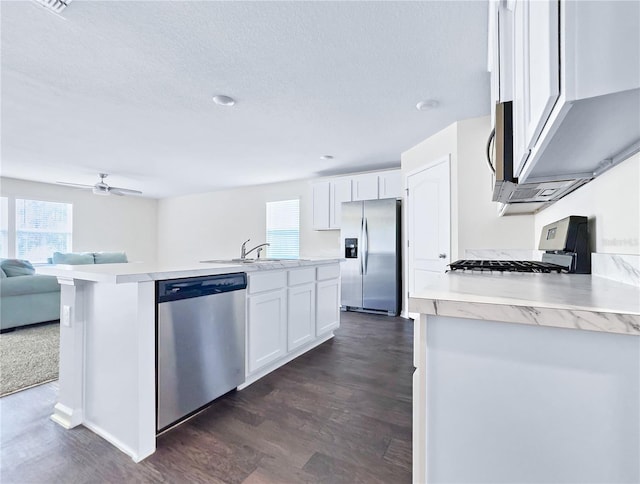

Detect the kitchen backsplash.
[
  {"left": 591, "top": 253, "right": 640, "bottom": 287},
  {"left": 464, "top": 249, "right": 539, "bottom": 260}
]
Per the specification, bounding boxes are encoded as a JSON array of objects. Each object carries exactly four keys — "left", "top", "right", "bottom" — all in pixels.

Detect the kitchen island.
[
  {"left": 37, "top": 259, "right": 341, "bottom": 462},
  {"left": 409, "top": 272, "right": 640, "bottom": 484}
]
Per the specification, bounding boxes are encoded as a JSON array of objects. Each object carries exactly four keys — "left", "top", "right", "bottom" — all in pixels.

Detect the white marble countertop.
[
  {"left": 37, "top": 258, "right": 342, "bottom": 284},
  {"left": 409, "top": 272, "right": 640, "bottom": 336}
]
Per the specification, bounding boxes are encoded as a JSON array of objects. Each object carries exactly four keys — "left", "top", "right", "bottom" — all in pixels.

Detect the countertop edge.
[
  {"left": 37, "top": 259, "right": 343, "bottom": 284},
  {"left": 409, "top": 297, "right": 640, "bottom": 336}
]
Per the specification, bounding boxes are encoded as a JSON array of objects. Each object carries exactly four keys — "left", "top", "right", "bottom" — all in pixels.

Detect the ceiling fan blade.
[
  {"left": 57, "top": 181, "right": 94, "bottom": 189},
  {"left": 109, "top": 187, "right": 143, "bottom": 196}
]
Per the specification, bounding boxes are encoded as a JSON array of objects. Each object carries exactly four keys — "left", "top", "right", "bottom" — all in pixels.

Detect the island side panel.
[
  {"left": 423, "top": 315, "right": 640, "bottom": 484},
  {"left": 82, "top": 281, "right": 156, "bottom": 462},
  {"left": 51, "top": 278, "right": 87, "bottom": 429}
]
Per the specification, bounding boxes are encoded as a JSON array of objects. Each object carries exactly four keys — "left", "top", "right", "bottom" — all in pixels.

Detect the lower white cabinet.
[
  {"left": 287, "top": 282, "right": 316, "bottom": 351},
  {"left": 246, "top": 264, "right": 341, "bottom": 379},
  {"left": 316, "top": 278, "right": 340, "bottom": 335},
  {"left": 247, "top": 288, "right": 287, "bottom": 374}
]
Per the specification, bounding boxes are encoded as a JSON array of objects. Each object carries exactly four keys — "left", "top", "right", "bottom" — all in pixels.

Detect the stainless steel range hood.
[{"left": 491, "top": 102, "right": 592, "bottom": 210}]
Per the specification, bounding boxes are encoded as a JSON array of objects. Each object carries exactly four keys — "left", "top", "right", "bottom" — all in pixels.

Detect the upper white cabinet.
[
  {"left": 495, "top": 0, "right": 640, "bottom": 184},
  {"left": 330, "top": 178, "right": 352, "bottom": 229},
  {"left": 378, "top": 170, "right": 402, "bottom": 199},
  {"left": 312, "top": 181, "right": 331, "bottom": 230},
  {"left": 512, "top": 0, "right": 559, "bottom": 175},
  {"left": 312, "top": 169, "right": 401, "bottom": 230},
  {"left": 488, "top": 0, "right": 514, "bottom": 124},
  {"left": 351, "top": 173, "right": 379, "bottom": 201}
]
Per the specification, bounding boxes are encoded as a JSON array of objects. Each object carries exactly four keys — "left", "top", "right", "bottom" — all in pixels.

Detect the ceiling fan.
[{"left": 57, "top": 173, "right": 143, "bottom": 196}]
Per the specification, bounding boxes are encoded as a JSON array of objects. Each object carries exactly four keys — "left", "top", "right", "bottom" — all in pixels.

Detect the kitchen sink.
[{"left": 201, "top": 258, "right": 308, "bottom": 264}]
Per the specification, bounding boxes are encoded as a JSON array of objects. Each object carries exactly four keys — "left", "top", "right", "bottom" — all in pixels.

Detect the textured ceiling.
[{"left": 1, "top": 1, "right": 490, "bottom": 198}]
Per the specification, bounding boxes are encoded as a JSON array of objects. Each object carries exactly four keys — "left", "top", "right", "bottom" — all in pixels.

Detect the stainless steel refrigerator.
[{"left": 340, "top": 198, "right": 401, "bottom": 316}]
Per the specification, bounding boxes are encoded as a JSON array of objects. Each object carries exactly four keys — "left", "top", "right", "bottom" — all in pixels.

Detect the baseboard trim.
[
  {"left": 239, "top": 332, "right": 335, "bottom": 390},
  {"left": 50, "top": 402, "right": 82, "bottom": 429},
  {"left": 83, "top": 419, "right": 152, "bottom": 463}
]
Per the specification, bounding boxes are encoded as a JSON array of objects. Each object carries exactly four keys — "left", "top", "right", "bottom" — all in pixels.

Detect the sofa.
[
  {"left": 0, "top": 252, "right": 128, "bottom": 332},
  {"left": 0, "top": 259, "right": 61, "bottom": 332}
]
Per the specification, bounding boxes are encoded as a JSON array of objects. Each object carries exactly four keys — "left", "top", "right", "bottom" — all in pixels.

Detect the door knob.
[{"left": 438, "top": 253, "right": 447, "bottom": 259}]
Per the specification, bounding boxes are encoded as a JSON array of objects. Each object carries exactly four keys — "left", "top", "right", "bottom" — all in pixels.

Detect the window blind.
[
  {"left": 266, "top": 199, "right": 300, "bottom": 259},
  {"left": 16, "top": 199, "right": 73, "bottom": 262},
  {"left": 0, "top": 197, "right": 8, "bottom": 258}
]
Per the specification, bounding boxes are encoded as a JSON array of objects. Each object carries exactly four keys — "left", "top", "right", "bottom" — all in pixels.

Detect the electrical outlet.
[{"left": 62, "top": 305, "right": 71, "bottom": 327}]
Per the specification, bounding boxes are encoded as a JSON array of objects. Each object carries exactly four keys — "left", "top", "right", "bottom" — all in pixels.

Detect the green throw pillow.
[
  {"left": 93, "top": 251, "right": 128, "bottom": 264},
  {"left": 52, "top": 252, "right": 95, "bottom": 265},
  {"left": 0, "top": 258, "right": 36, "bottom": 276}
]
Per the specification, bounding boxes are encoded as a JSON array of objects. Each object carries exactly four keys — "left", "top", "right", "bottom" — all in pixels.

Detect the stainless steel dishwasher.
[{"left": 156, "top": 273, "right": 246, "bottom": 432}]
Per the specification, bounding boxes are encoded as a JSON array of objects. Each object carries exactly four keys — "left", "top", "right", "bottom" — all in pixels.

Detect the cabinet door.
[
  {"left": 351, "top": 173, "right": 379, "bottom": 201},
  {"left": 312, "top": 181, "right": 330, "bottom": 230},
  {"left": 513, "top": 0, "right": 559, "bottom": 176},
  {"left": 316, "top": 279, "right": 340, "bottom": 335},
  {"left": 288, "top": 283, "right": 316, "bottom": 351},
  {"left": 247, "top": 289, "right": 287, "bottom": 374},
  {"left": 329, "top": 178, "right": 352, "bottom": 229},
  {"left": 378, "top": 170, "right": 402, "bottom": 199}
]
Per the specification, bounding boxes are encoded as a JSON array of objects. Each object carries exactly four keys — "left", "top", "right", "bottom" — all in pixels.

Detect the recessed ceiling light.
[
  {"left": 320, "top": 155, "right": 334, "bottom": 160},
  {"left": 416, "top": 99, "right": 439, "bottom": 111},
  {"left": 212, "top": 95, "right": 236, "bottom": 106}
]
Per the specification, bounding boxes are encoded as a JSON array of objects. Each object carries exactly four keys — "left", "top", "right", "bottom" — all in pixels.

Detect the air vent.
[
  {"left": 509, "top": 188, "right": 541, "bottom": 201},
  {"left": 33, "top": 0, "right": 72, "bottom": 14}
]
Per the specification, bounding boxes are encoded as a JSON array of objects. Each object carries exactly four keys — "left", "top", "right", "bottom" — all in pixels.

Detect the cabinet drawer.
[
  {"left": 316, "top": 264, "right": 340, "bottom": 281},
  {"left": 248, "top": 271, "right": 286, "bottom": 294},
  {"left": 288, "top": 267, "right": 316, "bottom": 286}
]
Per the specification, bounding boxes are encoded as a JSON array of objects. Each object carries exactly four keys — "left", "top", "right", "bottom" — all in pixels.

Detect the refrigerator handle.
[
  {"left": 363, "top": 217, "right": 369, "bottom": 275},
  {"left": 359, "top": 217, "right": 364, "bottom": 275}
]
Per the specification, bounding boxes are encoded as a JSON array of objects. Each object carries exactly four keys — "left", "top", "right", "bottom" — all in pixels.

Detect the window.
[
  {"left": 16, "top": 199, "right": 73, "bottom": 263},
  {"left": 0, "top": 197, "right": 8, "bottom": 258},
  {"left": 266, "top": 199, "right": 299, "bottom": 259}
]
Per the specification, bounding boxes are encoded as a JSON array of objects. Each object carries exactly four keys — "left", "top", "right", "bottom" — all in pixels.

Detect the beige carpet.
[{"left": 0, "top": 323, "right": 59, "bottom": 397}]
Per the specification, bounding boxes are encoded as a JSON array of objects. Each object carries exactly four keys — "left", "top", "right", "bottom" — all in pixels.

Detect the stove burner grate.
[{"left": 449, "top": 259, "right": 567, "bottom": 273}]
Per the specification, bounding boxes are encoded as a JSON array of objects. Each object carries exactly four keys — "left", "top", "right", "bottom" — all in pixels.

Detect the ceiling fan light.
[{"left": 92, "top": 187, "right": 110, "bottom": 196}]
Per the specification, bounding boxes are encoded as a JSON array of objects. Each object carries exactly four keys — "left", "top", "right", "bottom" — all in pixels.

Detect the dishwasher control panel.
[{"left": 157, "top": 273, "right": 247, "bottom": 302}]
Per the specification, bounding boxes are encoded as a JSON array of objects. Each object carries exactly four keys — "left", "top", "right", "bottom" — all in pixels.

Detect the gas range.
[
  {"left": 448, "top": 216, "right": 592, "bottom": 275},
  {"left": 448, "top": 259, "right": 566, "bottom": 273}
]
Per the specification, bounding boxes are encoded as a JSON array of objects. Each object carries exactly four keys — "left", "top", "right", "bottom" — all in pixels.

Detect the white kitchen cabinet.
[
  {"left": 313, "top": 170, "right": 401, "bottom": 230},
  {"left": 488, "top": 0, "right": 514, "bottom": 125},
  {"left": 512, "top": 0, "right": 559, "bottom": 175},
  {"left": 378, "top": 170, "right": 402, "bottom": 199},
  {"left": 329, "top": 177, "right": 352, "bottom": 229},
  {"left": 351, "top": 173, "right": 379, "bottom": 201},
  {"left": 247, "top": 289, "right": 287, "bottom": 374},
  {"left": 287, "top": 282, "right": 316, "bottom": 351},
  {"left": 503, "top": 0, "right": 640, "bottom": 184},
  {"left": 316, "top": 278, "right": 340, "bottom": 335},
  {"left": 245, "top": 264, "right": 341, "bottom": 381},
  {"left": 312, "top": 181, "right": 331, "bottom": 230}
]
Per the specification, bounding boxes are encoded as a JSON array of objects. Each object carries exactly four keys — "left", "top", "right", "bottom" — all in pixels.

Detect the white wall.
[
  {"left": 0, "top": 177, "right": 158, "bottom": 263},
  {"left": 157, "top": 178, "right": 340, "bottom": 265},
  {"left": 401, "top": 115, "right": 536, "bottom": 261},
  {"left": 534, "top": 153, "right": 640, "bottom": 255},
  {"left": 456, "top": 116, "right": 535, "bottom": 255}
]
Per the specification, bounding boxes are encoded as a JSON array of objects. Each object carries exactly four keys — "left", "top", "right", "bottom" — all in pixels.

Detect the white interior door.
[{"left": 406, "top": 157, "right": 451, "bottom": 296}]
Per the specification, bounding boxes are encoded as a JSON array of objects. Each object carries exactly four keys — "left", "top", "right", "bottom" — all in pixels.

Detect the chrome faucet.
[{"left": 240, "top": 239, "right": 270, "bottom": 259}]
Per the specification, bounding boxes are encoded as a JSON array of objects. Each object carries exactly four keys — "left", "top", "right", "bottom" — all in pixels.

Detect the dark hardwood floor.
[{"left": 0, "top": 311, "right": 413, "bottom": 483}]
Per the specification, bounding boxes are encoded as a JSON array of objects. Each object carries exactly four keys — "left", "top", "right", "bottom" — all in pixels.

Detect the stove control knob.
[{"left": 438, "top": 253, "right": 447, "bottom": 259}]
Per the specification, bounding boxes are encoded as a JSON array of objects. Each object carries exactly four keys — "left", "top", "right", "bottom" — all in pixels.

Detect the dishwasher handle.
[{"left": 157, "top": 273, "right": 247, "bottom": 303}]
